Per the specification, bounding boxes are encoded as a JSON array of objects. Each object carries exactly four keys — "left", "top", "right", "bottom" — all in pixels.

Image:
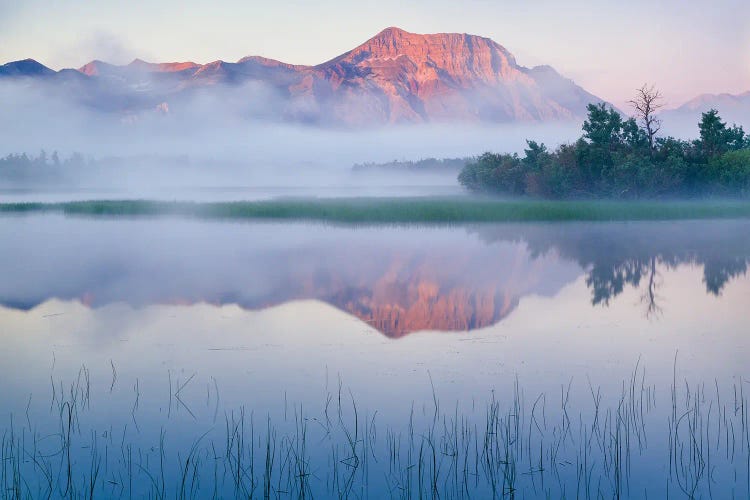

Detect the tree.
[
  {"left": 522, "top": 140, "right": 548, "bottom": 170},
  {"left": 697, "top": 109, "right": 727, "bottom": 159},
  {"left": 628, "top": 84, "right": 664, "bottom": 154},
  {"left": 582, "top": 103, "right": 625, "bottom": 150},
  {"left": 712, "top": 149, "right": 750, "bottom": 194},
  {"left": 458, "top": 152, "right": 524, "bottom": 195},
  {"left": 696, "top": 109, "right": 747, "bottom": 160},
  {"left": 580, "top": 104, "right": 627, "bottom": 190},
  {"left": 457, "top": 101, "right": 750, "bottom": 199},
  {"left": 641, "top": 256, "right": 662, "bottom": 318}
]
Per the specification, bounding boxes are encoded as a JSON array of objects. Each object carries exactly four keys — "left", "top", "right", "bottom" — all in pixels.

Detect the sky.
[{"left": 0, "top": 0, "right": 748, "bottom": 109}]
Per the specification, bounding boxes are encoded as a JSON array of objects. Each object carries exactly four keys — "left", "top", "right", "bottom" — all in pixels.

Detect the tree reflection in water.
[{"left": 475, "top": 219, "right": 750, "bottom": 318}]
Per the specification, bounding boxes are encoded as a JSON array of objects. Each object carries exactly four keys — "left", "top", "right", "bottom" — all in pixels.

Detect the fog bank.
[{"left": 0, "top": 79, "right": 585, "bottom": 196}]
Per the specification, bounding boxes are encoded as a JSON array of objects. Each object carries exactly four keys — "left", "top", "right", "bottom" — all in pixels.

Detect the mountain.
[
  {"left": 0, "top": 58, "right": 55, "bottom": 78},
  {"left": 0, "top": 27, "right": 606, "bottom": 126},
  {"left": 664, "top": 91, "right": 750, "bottom": 130},
  {"left": 677, "top": 91, "right": 750, "bottom": 113},
  {"left": 322, "top": 278, "right": 519, "bottom": 337},
  {"left": 304, "top": 27, "right": 603, "bottom": 124},
  {"left": 78, "top": 58, "right": 200, "bottom": 77}
]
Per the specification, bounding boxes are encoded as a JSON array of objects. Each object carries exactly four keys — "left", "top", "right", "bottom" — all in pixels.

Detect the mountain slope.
[
  {"left": 664, "top": 91, "right": 750, "bottom": 129},
  {"left": 0, "top": 58, "right": 55, "bottom": 78},
  {"left": 677, "top": 91, "right": 750, "bottom": 112},
  {"left": 309, "top": 27, "right": 600, "bottom": 123},
  {"left": 0, "top": 28, "right": 607, "bottom": 126}
]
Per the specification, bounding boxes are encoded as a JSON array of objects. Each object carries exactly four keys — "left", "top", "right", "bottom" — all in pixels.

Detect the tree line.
[
  {"left": 459, "top": 86, "right": 750, "bottom": 198},
  {"left": 352, "top": 157, "right": 469, "bottom": 172},
  {"left": 0, "top": 151, "right": 90, "bottom": 183}
]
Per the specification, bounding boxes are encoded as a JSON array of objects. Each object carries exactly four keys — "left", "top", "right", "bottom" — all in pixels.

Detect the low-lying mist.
[
  {"left": 0, "top": 79, "right": 584, "bottom": 198},
  {"left": 2, "top": 78, "right": 731, "bottom": 200}
]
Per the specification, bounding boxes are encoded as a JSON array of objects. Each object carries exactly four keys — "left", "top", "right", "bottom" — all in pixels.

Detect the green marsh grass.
[{"left": 3, "top": 197, "right": 750, "bottom": 223}]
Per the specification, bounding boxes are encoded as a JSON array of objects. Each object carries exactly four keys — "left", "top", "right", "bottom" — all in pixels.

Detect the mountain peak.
[
  {"left": 128, "top": 58, "right": 200, "bottom": 73},
  {"left": 0, "top": 58, "right": 55, "bottom": 77},
  {"left": 78, "top": 60, "right": 114, "bottom": 76},
  {"left": 372, "top": 26, "right": 409, "bottom": 39},
  {"left": 327, "top": 27, "right": 517, "bottom": 71},
  {"left": 317, "top": 26, "right": 522, "bottom": 97},
  {"left": 236, "top": 55, "right": 308, "bottom": 71},
  {"left": 370, "top": 26, "right": 489, "bottom": 44},
  {"left": 670, "top": 90, "right": 750, "bottom": 127}
]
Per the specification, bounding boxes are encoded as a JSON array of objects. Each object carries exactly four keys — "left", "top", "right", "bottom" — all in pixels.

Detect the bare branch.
[{"left": 629, "top": 83, "right": 664, "bottom": 153}]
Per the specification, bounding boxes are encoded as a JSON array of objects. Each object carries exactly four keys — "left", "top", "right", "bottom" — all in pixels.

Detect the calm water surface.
[{"left": 1, "top": 214, "right": 748, "bottom": 497}]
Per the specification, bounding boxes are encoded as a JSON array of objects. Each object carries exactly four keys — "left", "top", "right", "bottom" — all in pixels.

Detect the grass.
[
  {"left": 3, "top": 197, "right": 750, "bottom": 223},
  {"left": 1, "top": 359, "right": 748, "bottom": 498}
]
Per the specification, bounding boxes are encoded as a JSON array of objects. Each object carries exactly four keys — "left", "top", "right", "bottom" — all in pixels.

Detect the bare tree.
[
  {"left": 628, "top": 84, "right": 664, "bottom": 153},
  {"left": 640, "top": 255, "right": 663, "bottom": 319}
]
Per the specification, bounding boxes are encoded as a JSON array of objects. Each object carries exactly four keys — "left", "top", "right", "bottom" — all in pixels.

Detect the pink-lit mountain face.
[
  {"left": 309, "top": 27, "right": 601, "bottom": 124},
  {"left": 0, "top": 28, "right": 606, "bottom": 126}
]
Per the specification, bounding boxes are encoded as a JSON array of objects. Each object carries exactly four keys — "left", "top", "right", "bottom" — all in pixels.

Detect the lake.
[{"left": 1, "top": 213, "right": 748, "bottom": 497}]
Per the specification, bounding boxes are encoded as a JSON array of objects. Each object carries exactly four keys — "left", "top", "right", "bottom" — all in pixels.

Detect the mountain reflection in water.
[{"left": 0, "top": 216, "right": 748, "bottom": 336}]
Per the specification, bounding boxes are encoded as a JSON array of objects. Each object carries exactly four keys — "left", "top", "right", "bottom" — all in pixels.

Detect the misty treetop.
[
  {"left": 352, "top": 157, "right": 470, "bottom": 172},
  {"left": 0, "top": 151, "right": 194, "bottom": 186},
  {"left": 0, "top": 151, "right": 89, "bottom": 183},
  {"left": 459, "top": 104, "right": 750, "bottom": 198}
]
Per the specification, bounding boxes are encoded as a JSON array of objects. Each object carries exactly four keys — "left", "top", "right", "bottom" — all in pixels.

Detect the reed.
[{"left": 1, "top": 358, "right": 748, "bottom": 498}]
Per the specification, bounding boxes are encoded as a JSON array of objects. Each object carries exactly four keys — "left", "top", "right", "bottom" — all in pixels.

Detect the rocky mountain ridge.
[{"left": 0, "top": 27, "right": 606, "bottom": 126}]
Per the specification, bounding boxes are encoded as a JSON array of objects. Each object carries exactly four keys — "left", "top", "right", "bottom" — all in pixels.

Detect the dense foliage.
[
  {"left": 459, "top": 105, "right": 750, "bottom": 198},
  {"left": 0, "top": 151, "right": 88, "bottom": 183}
]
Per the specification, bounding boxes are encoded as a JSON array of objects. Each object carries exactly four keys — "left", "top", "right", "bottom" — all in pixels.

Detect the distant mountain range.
[
  {"left": 663, "top": 91, "right": 750, "bottom": 127},
  {"left": 676, "top": 91, "right": 750, "bottom": 113},
  {"left": 0, "top": 27, "right": 607, "bottom": 126}
]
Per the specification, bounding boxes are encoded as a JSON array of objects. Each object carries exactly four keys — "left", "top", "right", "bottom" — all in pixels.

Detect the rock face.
[
  {"left": 0, "top": 27, "right": 605, "bottom": 126},
  {"left": 309, "top": 27, "right": 598, "bottom": 124}
]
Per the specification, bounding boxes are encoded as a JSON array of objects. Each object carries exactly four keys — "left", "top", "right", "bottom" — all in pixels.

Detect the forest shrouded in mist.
[{"left": 460, "top": 105, "right": 750, "bottom": 198}]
